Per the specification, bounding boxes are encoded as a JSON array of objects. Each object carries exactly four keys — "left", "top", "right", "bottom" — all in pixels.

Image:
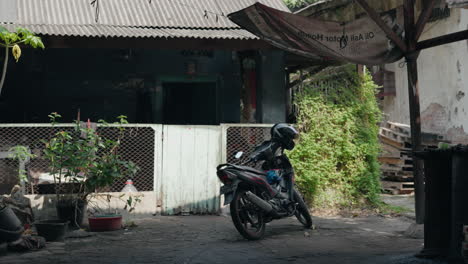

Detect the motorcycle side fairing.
[
  {"left": 226, "top": 167, "right": 277, "bottom": 197},
  {"left": 218, "top": 165, "right": 278, "bottom": 205}
]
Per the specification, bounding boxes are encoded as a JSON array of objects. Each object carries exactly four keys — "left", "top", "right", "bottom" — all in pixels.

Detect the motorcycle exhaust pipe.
[{"left": 245, "top": 191, "right": 280, "bottom": 218}]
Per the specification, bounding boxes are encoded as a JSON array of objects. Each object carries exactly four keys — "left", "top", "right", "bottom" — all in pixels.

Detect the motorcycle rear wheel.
[
  {"left": 293, "top": 188, "right": 313, "bottom": 229},
  {"left": 230, "top": 189, "right": 266, "bottom": 240}
]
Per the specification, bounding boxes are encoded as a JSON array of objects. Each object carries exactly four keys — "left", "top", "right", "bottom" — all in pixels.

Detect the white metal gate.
[{"left": 159, "top": 125, "right": 222, "bottom": 215}]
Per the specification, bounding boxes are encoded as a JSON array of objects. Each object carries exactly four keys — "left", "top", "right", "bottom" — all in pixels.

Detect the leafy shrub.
[{"left": 289, "top": 65, "right": 382, "bottom": 209}]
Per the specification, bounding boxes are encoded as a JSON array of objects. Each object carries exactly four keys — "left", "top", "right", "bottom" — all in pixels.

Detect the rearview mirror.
[{"left": 234, "top": 151, "right": 244, "bottom": 159}]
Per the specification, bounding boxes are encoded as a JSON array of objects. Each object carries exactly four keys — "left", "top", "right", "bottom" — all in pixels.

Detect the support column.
[
  {"left": 406, "top": 54, "right": 425, "bottom": 224},
  {"left": 404, "top": 0, "right": 424, "bottom": 225}
]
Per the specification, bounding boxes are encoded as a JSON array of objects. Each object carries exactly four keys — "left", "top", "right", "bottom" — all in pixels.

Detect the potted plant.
[
  {"left": 40, "top": 113, "right": 138, "bottom": 230},
  {"left": 86, "top": 193, "right": 143, "bottom": 232}
]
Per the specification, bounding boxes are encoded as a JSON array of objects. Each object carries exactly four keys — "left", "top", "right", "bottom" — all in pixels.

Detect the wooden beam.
[
  {"left": 404, "top": 0, "right": 425, "bottom": 225},
  {"left": 416, "top": 29, "right": 468, "bottom": 51},
  {"left": 355, "top": 0, "right": 408, "bottom": 53},
  {"left": 415, "top": 0, "right": 438, "bottom": 40}
]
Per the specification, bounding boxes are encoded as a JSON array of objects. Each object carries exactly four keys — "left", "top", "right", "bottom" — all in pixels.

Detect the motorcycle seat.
[{"left": 221, "top": 164, "right": 266, "bottom": 176}]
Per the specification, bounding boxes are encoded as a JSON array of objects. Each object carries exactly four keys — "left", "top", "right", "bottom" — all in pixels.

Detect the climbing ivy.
[{"left": 289, "top": 65, "right": 382, "bottom": 209}]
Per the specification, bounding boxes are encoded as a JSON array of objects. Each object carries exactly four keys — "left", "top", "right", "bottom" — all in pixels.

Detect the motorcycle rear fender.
[{"left": 220, "top": 179, "right": 239, "bottom": 205}]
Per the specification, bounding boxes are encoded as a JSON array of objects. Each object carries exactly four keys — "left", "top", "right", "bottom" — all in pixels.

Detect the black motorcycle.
[{"left": 216, "top": 124, "right": 312, "bottom": 240}]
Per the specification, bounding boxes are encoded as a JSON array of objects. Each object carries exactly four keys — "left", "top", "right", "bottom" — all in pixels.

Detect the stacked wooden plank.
[{"left": 378, "top": 121, "right": 442, "bottom": 195}]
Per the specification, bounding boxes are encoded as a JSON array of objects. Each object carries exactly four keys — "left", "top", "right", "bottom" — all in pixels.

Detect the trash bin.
[
  {"left": 415, "top": 149, "right": 452, "bottom": 258},
  {"left": 450, "top": 146, "right": 468, "bottom": 261},
  {"left": 417, "top": 145, "right": 468, "bottom": 262}
]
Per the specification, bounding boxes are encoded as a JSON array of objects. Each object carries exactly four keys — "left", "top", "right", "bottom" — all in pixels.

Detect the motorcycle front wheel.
[
  {"left": 230, "top": 189, "right": 266, "bottom": 240},
  {"left": 293, "top": 188, "right": 313, "bottom": 229}
]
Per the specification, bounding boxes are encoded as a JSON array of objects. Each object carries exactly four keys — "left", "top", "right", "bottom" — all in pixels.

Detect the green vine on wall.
[{"left": 289, "top": 65, "right": 382, "bottom": 209}]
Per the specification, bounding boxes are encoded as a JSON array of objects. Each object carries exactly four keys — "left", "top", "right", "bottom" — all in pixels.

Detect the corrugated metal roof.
[
  {"left": 2, "top": 0, "right": 289, "bottom": 39},
  {"left": 2, "top": 23, "right": 257, "bottom": 39}
]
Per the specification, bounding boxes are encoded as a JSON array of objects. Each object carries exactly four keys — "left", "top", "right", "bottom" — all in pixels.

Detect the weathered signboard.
[{"left": 228, "top": 3, "right": 405, "bottom": 65}]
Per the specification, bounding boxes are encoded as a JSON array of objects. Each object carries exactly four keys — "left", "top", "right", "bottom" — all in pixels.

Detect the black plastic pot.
[
  {"left": 34, "top": 220, "right": 68, "bottom": 241},
  {"left": 56, "top": 199, "right": 87, "bottom": 229},
  {"left": 0, "top": 206, "right": 24, "bottom": 243}
]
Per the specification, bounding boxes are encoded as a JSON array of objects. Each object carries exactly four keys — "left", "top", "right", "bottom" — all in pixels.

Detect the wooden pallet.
[
  {"left": 378, "top": 157, "right": 404, "bottom": 165},
  {"left": 382, "top": 174, "right": 414, "bottom": 182},
  {"left": 385, "top": 121, "right": 410, "bottom": 136},
  {"left": 379, "top": 134, "right": 412, "bottom": 149},
  {"left": 381, "top": 180, "right": 414, "bottom": 195},
  {"left": 385, "top": 121, "right": 445, "bottom": 143},
  {"left": 380, "top": 127, "right": 411, "bottom": 143}
]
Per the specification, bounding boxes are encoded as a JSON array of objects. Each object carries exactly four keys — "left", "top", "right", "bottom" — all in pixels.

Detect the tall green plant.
[
  {"left": 0, "top": 27, "right": 44, "bottom": 95},
  {"left": 289, "top": 65, "right": 382, "bottom": 209},
  {"left": 43, "top": 113, "right": 139, "bottom": 202}
]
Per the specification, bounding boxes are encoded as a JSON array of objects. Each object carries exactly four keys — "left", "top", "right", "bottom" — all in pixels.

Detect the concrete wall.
[
  {"left": 382, "top": 8, "right": 468, "bottom": 143},
  {"left": 27, "top": 192, "right": 157, "bottom": 222},
  {"left": 258, "top": 50, "right": 287, "bottom": 123}
]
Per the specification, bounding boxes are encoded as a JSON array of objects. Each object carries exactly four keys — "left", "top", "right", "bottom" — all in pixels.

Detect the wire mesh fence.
[
  {"left": 225, "top": 125, "right": 271, "bottom": 166},
  {"left": 0, "top": 125, "right": 155, "bottom": 195}
]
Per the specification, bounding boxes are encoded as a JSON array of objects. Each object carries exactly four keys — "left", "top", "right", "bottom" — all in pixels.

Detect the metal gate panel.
[{"left": 161, "top": 125, "right": 221, "bottom": 215}]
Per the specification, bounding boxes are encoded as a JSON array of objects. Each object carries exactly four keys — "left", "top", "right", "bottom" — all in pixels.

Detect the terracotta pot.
[{"left": 88, "top": 215, "right": 122, "bottom": 232}]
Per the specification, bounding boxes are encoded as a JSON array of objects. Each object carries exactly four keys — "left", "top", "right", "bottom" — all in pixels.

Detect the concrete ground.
[
  {"left": 0, "top": 212, "right": 446, "bottom": 264},
  {"left": 381, "top": 194, "right": 417, "bottom": 219}
]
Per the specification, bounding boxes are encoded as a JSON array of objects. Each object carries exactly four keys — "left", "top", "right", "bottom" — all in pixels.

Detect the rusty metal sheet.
[{"left": 229, "top": 3, "right": 405, "bottom": 65}]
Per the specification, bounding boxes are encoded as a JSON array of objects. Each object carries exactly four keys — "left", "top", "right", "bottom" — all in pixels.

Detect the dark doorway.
[{"left": 162, "top": 82, "right": 217, "bottom": 125}]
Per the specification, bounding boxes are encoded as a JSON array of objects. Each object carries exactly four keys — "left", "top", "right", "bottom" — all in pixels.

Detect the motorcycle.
[{"left": 216, "top": 125, "right": 312, "bottom": 240}]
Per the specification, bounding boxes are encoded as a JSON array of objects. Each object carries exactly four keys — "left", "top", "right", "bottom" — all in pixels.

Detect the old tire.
[
  {"left": 293, "top": 188, "right": 312, "bottom": 229},
  {"left": 230, "top": 189, "right": 266, "bottom": 240}
]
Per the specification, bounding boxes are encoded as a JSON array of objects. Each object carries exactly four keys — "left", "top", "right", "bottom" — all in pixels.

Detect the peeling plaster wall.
[{"left": 383, "top": 8, "right": 468, "bottom": 143}]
